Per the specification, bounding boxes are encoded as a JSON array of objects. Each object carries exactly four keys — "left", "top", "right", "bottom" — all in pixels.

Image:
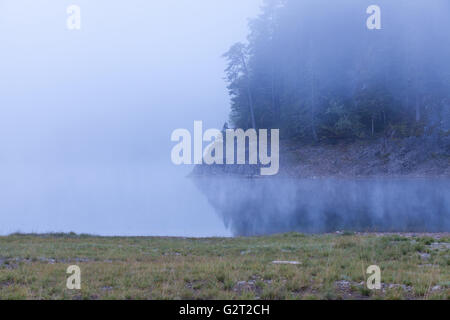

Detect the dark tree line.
[{"left": 223, "top": 0, "right": 450, "bottom": 142}]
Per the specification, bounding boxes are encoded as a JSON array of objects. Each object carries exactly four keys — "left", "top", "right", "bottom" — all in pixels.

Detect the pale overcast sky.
[{"left": 0, "top": 1, "right": 262, "bottom": 236}]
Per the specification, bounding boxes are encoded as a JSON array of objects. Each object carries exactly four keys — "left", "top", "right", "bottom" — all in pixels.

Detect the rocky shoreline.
[{"left": 192, "top": 135, "right": 450, "bottom": 179}]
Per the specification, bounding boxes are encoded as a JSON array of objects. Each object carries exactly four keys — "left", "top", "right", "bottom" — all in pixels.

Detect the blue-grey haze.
[{"left": 0, "top": 0, "right": 262, "bottom": 236}]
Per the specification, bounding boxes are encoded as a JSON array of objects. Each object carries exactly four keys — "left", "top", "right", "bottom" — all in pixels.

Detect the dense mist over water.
[
  {"left": 0, "top": 1, "right": 449, "bottom": 237},
  {"left": 0, "top": 1, "right": 259, "bottom": 236},
  {"left": 194, "top": 178, "right": 450, "bottom": 236},
  {"left": 0, "top": 164, "right": 231, "bottom": 237}
]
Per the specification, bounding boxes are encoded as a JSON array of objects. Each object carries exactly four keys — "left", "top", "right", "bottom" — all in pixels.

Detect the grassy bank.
[{"left": 0, "top": 232, "right": 449, "bottom": 300}]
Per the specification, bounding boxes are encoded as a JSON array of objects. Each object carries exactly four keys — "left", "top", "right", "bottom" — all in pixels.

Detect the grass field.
[{"left": 0, "top": 232, "right": 449, "bottom": 300}]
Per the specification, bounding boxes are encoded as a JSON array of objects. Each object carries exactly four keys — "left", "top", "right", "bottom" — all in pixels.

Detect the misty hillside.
[
  {"left": 191, "top": 0, "right": 450, "bottom": 236},
  {"left": 193, "top": 0, "right": 450, "bottom": 178}
]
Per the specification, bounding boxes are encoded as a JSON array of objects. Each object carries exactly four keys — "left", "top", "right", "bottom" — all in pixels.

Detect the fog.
[
  {"left": 0, "top": 1, "right": 448, "bottom": 237},
  {"left": 0, "top": 0, "right": 261, "bottom": 236}
]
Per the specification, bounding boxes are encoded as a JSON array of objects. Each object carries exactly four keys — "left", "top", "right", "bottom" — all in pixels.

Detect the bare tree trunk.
[
  {"left": 415, "top": 95, "right": 421, "bottom": 122},
  {"left": 240, "top": 53, "right": 256, "bottom": 129},
  {"left": 311, "top": 74, "right": 318, "bottom": 142},
  {"left": 371, "top": 115, "right": 375, "bottom": 136},
  {"left": 271, "top": 70, "right": 279, "bottom": 125},
  {"left": 271, "top": 56, "right": 281, "bottom": 127},
  {"left": 308, "top": 42, "right": 319, "bottom": 142},
  {"left": 406, "top": 78, "right": 410, "bottom": 112},
  {"left": 246, "top": 85, "right": 257, "bottom": 129}
]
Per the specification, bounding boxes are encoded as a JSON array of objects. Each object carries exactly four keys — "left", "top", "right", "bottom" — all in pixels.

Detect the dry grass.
[{"left": 0, "top": 232, "right": 448, "bottom": 300}]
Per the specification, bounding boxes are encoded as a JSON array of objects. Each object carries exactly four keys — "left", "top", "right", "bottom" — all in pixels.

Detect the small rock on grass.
[
  {"left": 431, "top": 285, "right": 441, "bottom": 291},
  {"left": 419, "top": 252, "right": 431, "bottom": 260},
  {"left": 271, "top": 260, "right": 301, "bottom": 265}
]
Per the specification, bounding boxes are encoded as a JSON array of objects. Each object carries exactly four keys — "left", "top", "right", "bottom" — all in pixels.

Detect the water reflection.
[{"left": 194, "top": 177, "right": 450, "bottom": 236}]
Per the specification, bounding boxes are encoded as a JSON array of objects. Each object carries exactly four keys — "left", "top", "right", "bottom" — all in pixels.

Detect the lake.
[
  {"left": 1, "top": 164, "right": 448, "bottom": 237},
  {"left": 0, "top": 164, "right": 230, "bottom": 237},
  {"left": 193, "top": 176, "right": 450, "bottom": 236}
]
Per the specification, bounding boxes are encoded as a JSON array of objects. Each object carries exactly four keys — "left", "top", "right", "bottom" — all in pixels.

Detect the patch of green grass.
[{"left": 0, "top": 232, "right": 448, "bottom": 300}]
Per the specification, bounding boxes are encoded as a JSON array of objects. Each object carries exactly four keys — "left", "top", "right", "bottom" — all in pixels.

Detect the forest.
[{"left": 223, "top": 0, "right": 450, "bottom": 143}]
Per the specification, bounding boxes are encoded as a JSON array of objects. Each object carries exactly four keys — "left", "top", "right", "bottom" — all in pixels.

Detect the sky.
[
  {"left": 0, "top": 0, "right": 262, "bottom": 165},
  {"left": 0, "top": 0, "right": 263, "bottom": 236}
]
